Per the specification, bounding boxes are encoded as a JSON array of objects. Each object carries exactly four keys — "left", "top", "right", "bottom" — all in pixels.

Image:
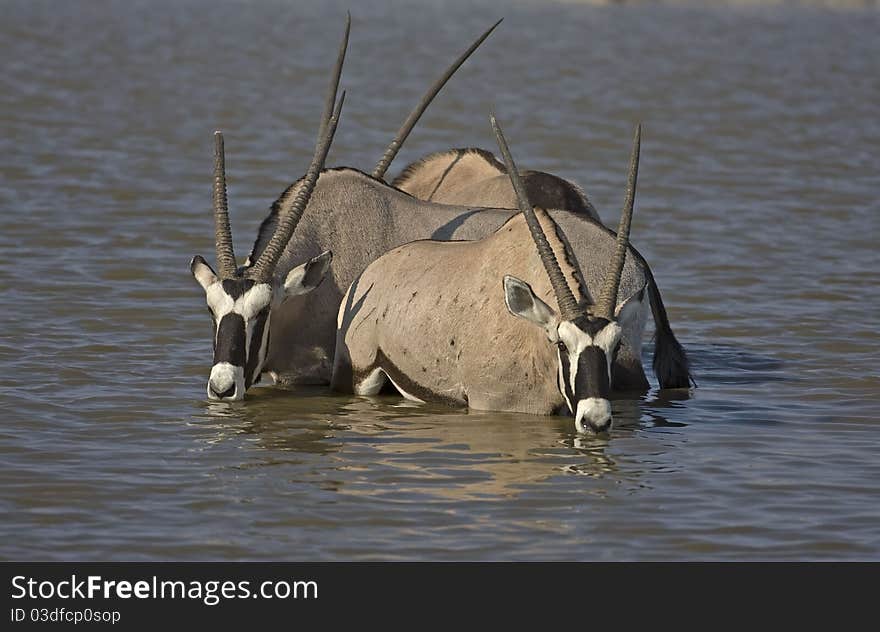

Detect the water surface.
[{"left": 1, "top": 0, "right": 878, "bottom": 560}]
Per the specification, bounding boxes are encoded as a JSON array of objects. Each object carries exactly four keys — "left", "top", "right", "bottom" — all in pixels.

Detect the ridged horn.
[
  {"left": 490, "top": 114, "right": 581, "bottom": 321},
  {"left": 596, "top": 123, "right": 641, "bottom": 320},
  {"left": 246, "top": 18, "right": 349, "bottom": 282},
  {"left": 372, "top": 18, "right": 503, "bottom": 180},
  {"left": 212, "top": 131, "right": 238, "bottom": 278},
  {"left": 246, "top": 91, "right": 345, "bottom": 282}
]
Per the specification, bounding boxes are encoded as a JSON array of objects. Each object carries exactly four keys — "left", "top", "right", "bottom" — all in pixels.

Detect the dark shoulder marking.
[{"left": 522, "top": 171, "right": 594, "bottom": 216}]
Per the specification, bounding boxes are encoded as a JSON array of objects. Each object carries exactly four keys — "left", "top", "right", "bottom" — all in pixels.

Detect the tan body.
[
  {"left": 390, "top": 147, "right": 692, "bottom": 392},
  {"left": 392, "top": 148, "right": 601, "bottom": 221},
  {"left": 332, "top": 210, "right": 648, "bottom": 412},
  {"left": 191, "top": 17, "right": 517, "bottom": 401},
  {"left": 248, "top": 169, "right": 652, "bottom": 388}
]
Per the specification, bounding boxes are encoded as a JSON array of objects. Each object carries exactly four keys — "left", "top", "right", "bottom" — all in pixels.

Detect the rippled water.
[{"left": 1, "top": 0, "right": 878, "bottom": 560}]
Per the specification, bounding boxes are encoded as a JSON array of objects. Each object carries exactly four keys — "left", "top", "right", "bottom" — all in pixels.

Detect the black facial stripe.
[
  {"left": 214, "top": 313, "right": 246, "bottom": 367},
  {"left": 222, "top": 278, "right": 257, "bottom": 300},
  {"left": 208, "top": 308, "right": 217, "bottom": 346},
  {"left": 571, "top": 314, "right": 611, "bottom": 336},
  {"left": 244, "top": 310, "right": 269, "bottom": 389},
  {"left": 559, "top": 349, "right": 575, "bottom": 410},
  {"left": 576, "top": 347, "right": 610, "bottom": 400}
]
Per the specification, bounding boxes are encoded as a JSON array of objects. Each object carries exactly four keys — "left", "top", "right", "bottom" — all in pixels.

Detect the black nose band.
[
  {"left": 244, "top": 310, "right": 270, "bottom": 389},
  {"left": 577, "top": 347, "right": 610, "bottom": 400},
  {"left": 559, "top": 345, "right": 611, "bottom": 410},
  {"left": 214, "top": 313, "right": 246, "bottom": 367}
]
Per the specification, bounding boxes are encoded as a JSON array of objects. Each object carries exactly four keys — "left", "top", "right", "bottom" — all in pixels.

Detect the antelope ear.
[
  {"left": 191, "top": 255, "right": 218, "bottom": 290},
  {"left": 503, "top": 275, "right": 559, "bottom": 338},
  {"left": 614, "top": 284, "right": 647, "bottom": 328},
  {"left": 283, "top": 250, "right": 333, "bottom": 297}
]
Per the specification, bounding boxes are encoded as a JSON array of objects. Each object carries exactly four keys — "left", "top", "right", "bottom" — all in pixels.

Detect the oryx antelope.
[
  {"left": 189, "top": 17, "right": 503, "bottom": 400},
  {"left": 243, "top": 155, "right": 691, "bottom": 396},
  {"left": 392, "top": 147, "right": 601, "bottom": 220},
  {"left": 192, "top": 20, "right": 690, "bottom": 400},
  {"left": 191, "top": 19, "right": 348, "bottom": 401},
  {"left": 332, "top": 117, "right": 645, "bottom": 432},
  {"left": 392, "top": 144, "right": 691, "bottom": 393}
]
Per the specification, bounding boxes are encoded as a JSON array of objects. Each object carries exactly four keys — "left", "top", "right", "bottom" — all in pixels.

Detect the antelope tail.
[{"left": 643, "top": 264, "right": 694, "bottom": 389}]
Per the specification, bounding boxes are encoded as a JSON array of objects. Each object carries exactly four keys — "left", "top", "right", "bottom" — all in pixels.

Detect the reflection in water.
[
  {"left": 2, "top": 0, "right": 878, "bottom": 560},
  {"left": 195, "top": 387, "right": 351, "bottom": 456},
  {"left": 192, "top": 386, "right": 676, "bottom": 500},
  {"left": 640, "top": 391, "right": 690, "bottom": 428},
  {"left": 336, "top": 406, "right": 624, "bottom": 499}
]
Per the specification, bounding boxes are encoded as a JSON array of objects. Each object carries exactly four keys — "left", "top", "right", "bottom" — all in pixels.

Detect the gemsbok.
[
  {"left": 191, "top": 19, "right": 690, "bottom": 401},
  {"left": 392, "top": 146, "right": 601, "bottom": 220},
  {"left": 333, "top": 116, "right": 646, "bottom": 433},
  {"left": 391, "top": 144, "right": 691, "bottom": 396},
  {"left": 190, "top": 17, "right": 503, "bottom": 400},
  {"left": 227, "top": 149, "right": 691, "bottom": 398},
  {"left": 191, "top": 47, "right": 345, "bottom": 401}
]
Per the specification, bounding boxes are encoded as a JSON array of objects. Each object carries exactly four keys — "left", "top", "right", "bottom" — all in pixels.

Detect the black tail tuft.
[{"left": 645, "top": 266, "right": 695, "bottom": 389}]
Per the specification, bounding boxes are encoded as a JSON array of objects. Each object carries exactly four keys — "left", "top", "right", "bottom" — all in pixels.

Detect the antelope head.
[
  {"left": 190, "top": 18, "right": 348, "bottom": 401},
  {"left": 491, "top": 116, "right": 645, "bottom": 433}
]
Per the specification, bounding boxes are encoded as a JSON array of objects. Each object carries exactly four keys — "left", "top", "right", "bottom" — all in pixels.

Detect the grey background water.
[{"left": 1, "top": 0, "right": 878, "bottom": 560}]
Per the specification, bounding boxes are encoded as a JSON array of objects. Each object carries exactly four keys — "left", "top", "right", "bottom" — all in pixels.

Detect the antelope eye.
[{"left": 556, "top": 341, "right": 568, "bottom": 353}]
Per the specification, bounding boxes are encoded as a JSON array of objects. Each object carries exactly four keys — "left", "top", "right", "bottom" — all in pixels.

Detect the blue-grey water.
[{"left": 1, "top": 0, "right": 878, "bottom": 560}]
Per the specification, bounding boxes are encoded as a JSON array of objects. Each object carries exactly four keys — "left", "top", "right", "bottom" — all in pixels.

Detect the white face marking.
[
  {"left": 205, "top": 282, "right": 272, "bottom": 321},
  {"left": 557, "top": 347, "right": 573, "bottom": 413},
  {"left": 595, "top": 322, "right": 622, "bottom": 385},
  {"left": 205, "top": 282, "right": 234, "bottom": 322},
  {"left": 556, "top": 320, "right": 622, "bottom": 393},
  {"left": 205, "top": 283, "right": 273, "bottom": 397},
  {"left": 208, "top": 362, "right": 244, "bottom": 401},
  {"left": 575, "top": 398, "right": 612, "bottom": 434},
  {"left": 558, "top": 321, "right": 590, "bottom": 397},
  {"left": 593, "top": 321, "right": 623, "bottom": 359}
]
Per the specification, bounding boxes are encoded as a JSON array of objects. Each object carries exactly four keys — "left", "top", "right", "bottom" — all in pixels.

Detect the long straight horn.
[
  {"left": 318, "top": 11, "right": 350, "bottom": 141},
  {"left": 490, "top": 114, "right": 581, "bottom": 321},
  {"left": 247, "top": 92, "right": 345, "bottom": 282},
  {"left": 372, "top": 18, "right": 503, "bottom": 180},
  {"left": 213, "top": 131, "right": 238, "bottom": 278},
  {"left": 596, "top": 123, "right": 641, "bottom": 320},
  {"left": 246, "top": 19, "right": 349, "bottom": 282}
]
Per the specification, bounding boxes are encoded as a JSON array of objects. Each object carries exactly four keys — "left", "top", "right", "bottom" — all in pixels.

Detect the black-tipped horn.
[
  {"left": 246, "top": 17, "right": 349, "bottom": 282},
  {"left": 490, "top": 114, "right": 581, "bottom": 321},
  {"left": 213, "top": 131, "right": 238, "bottom": 278},
  {"left": 372, "top": 18, "right": 503, "bottom": 180},
  {"left": 596, "top": 123, "right": 641, "bottom": 320}
]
